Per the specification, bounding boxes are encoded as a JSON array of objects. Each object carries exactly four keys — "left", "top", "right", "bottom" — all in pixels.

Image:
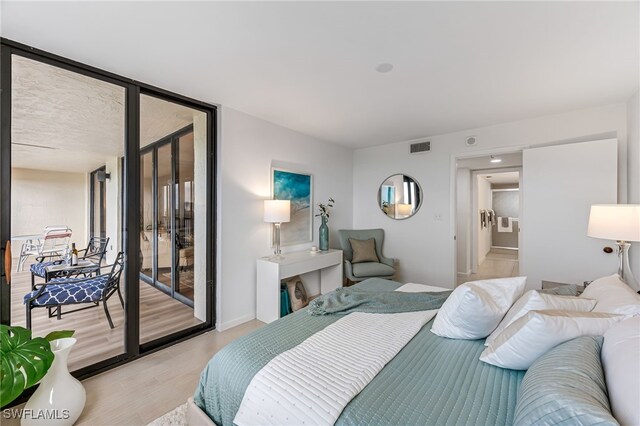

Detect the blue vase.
[{"left": 319, "top": 216, "right": 329, "bottom": 251}]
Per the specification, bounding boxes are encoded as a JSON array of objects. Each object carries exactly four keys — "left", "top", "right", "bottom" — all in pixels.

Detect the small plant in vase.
[{"left": 315, "top": 198, "right": 335, "bottom": 251}]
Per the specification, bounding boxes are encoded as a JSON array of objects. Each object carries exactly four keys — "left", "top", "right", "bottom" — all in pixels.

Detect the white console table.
[{"left": 256, "top": 249, "right": 343, "bottom": 323}]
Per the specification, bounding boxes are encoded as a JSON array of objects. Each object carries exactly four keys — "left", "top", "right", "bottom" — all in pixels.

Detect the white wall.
[
  {"left": 11, "top": 168, "right": 88, "bottom": 248},
  {"left": 627, "top": 91, "right": 640, "bottom": 278},
  {"left": 217, "top": 107, "right": 353, "bottom": 330},
  {"left": 476, "top": 175, "right": 492, "bottom": 265},
  {"left": 353, "top": 103, "right": 628, "bottom": 287},
  {"left": 455, "top": 168, "right": 470, "bottom": 275}
]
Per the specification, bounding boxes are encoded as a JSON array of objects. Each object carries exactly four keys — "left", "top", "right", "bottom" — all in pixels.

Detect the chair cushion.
[
  {"left": 349, "top": 238, "right": 380, "bottom": 264},
  {"left": 24, "top": 275, "right": 109, "bottom": 306},
  {"left": 29, "top": 261, "right": 59, "bottom": 278},
  {"left": 352, "top": 262, "right": 395, "bottom": 278}
]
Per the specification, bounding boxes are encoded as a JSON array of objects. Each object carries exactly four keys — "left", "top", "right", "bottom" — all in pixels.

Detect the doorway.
[{"left": 455, "top": 152, "right": 522, "bottom": 285}]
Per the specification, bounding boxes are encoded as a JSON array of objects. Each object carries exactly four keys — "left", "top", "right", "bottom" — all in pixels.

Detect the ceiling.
[
  {"left": 479, "top": 171, "right": 520, "bottom": 185},
  {"left": 11, "top": 55, "right": 199, "bottom": 173},
  {"left": 2, "top": 2, "right": 638, "bottom": 148}
]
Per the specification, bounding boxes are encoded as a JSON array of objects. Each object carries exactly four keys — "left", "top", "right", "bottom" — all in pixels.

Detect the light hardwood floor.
[
  {"left": 4, "top": 320, "right": 264, "bottom": 425},
  {"left": 10, "top": 259, "right": 203, "bottom": 371},
  {"left": 457, "top": 248, "right": 519, "bottom": 285}
]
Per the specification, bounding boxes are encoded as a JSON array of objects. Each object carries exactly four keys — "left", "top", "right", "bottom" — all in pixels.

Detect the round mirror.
[{"left": 378, "top": 174, "right": 422, "bottom": 220}]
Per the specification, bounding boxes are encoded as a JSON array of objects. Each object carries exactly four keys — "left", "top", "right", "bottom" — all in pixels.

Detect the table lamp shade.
[
  {"left": 587, "top": 204, "right": 640, "bottom": 242},
  {"left": 264, "top": 200, "right": 291, "bottom": 223}
]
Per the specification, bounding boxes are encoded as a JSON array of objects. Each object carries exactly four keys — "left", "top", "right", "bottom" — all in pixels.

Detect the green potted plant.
[{"left": 0, "top": 325, "right": 74, "bottom": 407}]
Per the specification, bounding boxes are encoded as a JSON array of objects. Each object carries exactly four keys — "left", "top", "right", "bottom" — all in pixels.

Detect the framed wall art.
[{"left": 271, "top": 167, "right": 313, "bottom": 246}]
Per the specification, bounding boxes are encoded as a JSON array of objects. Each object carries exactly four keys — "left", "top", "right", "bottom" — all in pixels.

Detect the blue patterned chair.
[
  {"left": 30, "top": 237, "right": 110, "bottom": 288},
  {"left": 24, "top": 252, "right": 125, "bottom": 329}
]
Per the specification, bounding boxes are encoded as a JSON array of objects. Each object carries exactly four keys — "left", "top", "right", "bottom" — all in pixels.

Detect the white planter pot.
[{"left": 22, "top": 338, "right": 86, "bottom": 426}]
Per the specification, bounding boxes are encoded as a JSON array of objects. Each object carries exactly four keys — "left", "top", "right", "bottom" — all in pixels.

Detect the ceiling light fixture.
[
  {"left": 490, "top": 156, "right": 502, "bottom": 163},
  {"left": 375, "top": 63, "right": 394, "bottom": 73}
]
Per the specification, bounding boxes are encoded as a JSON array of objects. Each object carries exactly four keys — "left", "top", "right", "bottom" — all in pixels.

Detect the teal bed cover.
[{"left": 194, "top": 279, "right": 524, "bottom": 425}]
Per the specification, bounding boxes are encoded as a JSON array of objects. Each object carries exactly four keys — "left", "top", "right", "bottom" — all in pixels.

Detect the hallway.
[{"left": 457, "top": 248, "right": 519, "bottom": 285}]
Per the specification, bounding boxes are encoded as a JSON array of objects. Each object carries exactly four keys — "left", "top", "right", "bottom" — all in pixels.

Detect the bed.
[{"left": 191, "top": 279, "right": 525, "bottom": 426}]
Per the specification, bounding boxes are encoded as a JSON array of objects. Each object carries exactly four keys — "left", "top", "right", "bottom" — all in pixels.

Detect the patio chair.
[
  {"left": 24, "top": 252, "right": 125, "bottom": 329},
  {"left": 29, "top": 236, "right": 110, "bottom": 286},
  {"left": 17, "top": 226, "right": 72, "bottom": 272}
]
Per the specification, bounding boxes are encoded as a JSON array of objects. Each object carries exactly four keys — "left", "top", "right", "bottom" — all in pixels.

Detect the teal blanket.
[
  {"left": 309, "top": 286, "right": 451, "bottom": 315},
  {"left": 195, "top": 278, "right": 524, "bottom": 425}
]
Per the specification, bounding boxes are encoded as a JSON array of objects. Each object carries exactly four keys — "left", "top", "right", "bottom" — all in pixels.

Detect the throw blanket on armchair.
[{"left": 308, "top": 286, "right": 451, "bottom": 315}]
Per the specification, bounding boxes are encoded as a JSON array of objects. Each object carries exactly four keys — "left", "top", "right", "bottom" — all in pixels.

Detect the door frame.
[
  {"left": 0, "top": 38, "right": 217, "bottom": 386},
  {"left": 139, "top": 124, "right": 195, "bottom": 308},
  {"left": 450, "top": 146, "right": 528, "bottom": 286}
]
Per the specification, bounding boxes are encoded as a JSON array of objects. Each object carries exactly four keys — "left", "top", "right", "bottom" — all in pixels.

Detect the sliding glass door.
[
  {"left": 138, "top": 93, "right": 207, "bottom": 345},
  {"left": 4, "top": 52, "right": 127, "bottom": 372},
  {"left": 0, "top": 39, "right": 216, "bottom": 384},
  {"left": 139, "top": 128, "right": 195, "bottom": 307}
]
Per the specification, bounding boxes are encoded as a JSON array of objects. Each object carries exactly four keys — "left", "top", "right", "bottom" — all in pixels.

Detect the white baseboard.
[
  {"left": 216, "top": 313, "right": 256, "bottom": 332},
  {"left": 457, "top": 271, "right": 471, "bottom": 276},
  {"left": 491, "top": 246, "right": 519, "bottom": 251}
]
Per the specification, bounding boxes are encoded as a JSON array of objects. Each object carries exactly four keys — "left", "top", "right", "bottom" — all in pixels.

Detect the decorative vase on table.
[
  {"left": 23, "top": 338, "right": 86, "bottom": 426},
  {"left": 319, "top": 216, "right": 329, "bottom": 251}
]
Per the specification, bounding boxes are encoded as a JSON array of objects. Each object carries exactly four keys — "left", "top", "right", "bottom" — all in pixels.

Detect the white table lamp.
[
  {"left": 587, "top": 204, "right": 640, "bottom": 291},
  {"left": 264, "top": 200, "right": 291, "bottom": 256}
]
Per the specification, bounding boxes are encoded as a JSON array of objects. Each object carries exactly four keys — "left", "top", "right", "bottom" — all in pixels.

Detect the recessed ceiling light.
[
  {"left": 490, "top": 155, "right": 502, "bottom": 163},
  {"left": 375, "top": 63, "right": 394, "bottom": 73}
]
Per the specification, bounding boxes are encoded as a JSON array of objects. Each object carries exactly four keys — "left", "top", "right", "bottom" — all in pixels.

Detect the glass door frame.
[
  {"left": 140, "top": 124, "right": 195, "bottom": 308},
  {"left": 0, "top": 38, "right": 217, "bottom": 387}
]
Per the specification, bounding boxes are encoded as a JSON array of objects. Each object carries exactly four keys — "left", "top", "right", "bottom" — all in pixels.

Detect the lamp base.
[
  {"left": 273, "top": 223, "right": 282, "bottom": 256},
  {"left": 616, "top": 241, "right": 639, "bottom": 292}
]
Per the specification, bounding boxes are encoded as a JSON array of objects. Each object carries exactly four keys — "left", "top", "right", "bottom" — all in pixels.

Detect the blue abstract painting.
[{"left": 273, "top": 168, "right": 313, "bottom": 245}]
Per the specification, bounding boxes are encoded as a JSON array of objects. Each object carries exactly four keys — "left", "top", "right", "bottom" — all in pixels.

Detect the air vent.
[{"left": 410, "top": 141, "right": 431, "bottom": 154}]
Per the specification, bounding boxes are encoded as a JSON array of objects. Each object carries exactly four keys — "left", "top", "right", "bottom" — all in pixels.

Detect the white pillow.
[
  {"left": 480, "top": 309, "right": 623, "bottom": 370},
  {"left": 601, "top": 316, "right": 640, "bottom": 426},
  {"left": 431, "top": 276, "right": 526, "bottom": 339},
  {"left": 581, "top": 274, "right": 640, "bottom": 315},
  {"left": 484, "top": 290, "right": 597, "bottom": 346}
]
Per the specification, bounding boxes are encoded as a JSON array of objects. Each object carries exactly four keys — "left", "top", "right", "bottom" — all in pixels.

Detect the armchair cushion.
[
  {"left": 349, "top": 238, "right": 380, "bottom": 264},
  {"left": 352, "top": 262, "right": 395, "bottom": 278},
  {"left": 24, "top": 275, "right": 109, "bottom": 306}
]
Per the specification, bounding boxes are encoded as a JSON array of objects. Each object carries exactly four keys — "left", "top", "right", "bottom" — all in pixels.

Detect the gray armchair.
[{"left": 338, "top": 229, "right": 396, "bottom": 282}]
